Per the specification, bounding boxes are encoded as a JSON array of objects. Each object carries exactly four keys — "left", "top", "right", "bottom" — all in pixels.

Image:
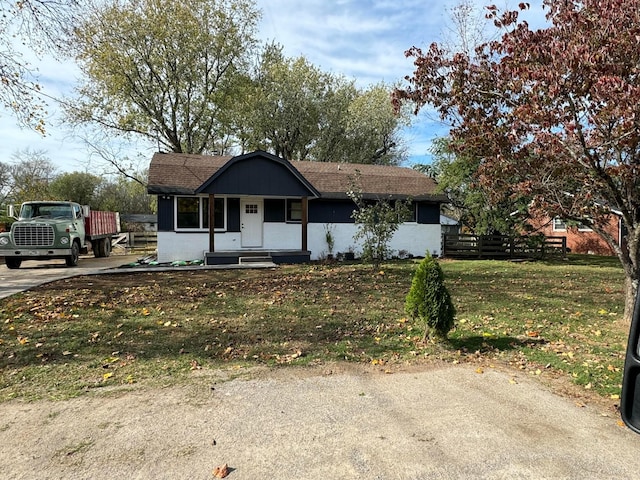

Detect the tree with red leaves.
[{"left": 394, "top": 0, "right": 640, "bottom": 321}]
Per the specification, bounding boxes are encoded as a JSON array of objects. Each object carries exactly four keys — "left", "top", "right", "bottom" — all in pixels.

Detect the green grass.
[{"left": 0, "top": 255, "right": 628, "bottom": 401}]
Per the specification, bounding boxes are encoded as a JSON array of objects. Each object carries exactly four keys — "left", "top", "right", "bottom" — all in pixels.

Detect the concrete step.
[{"left": 239, "top": 255, "right": 273, "bottom": 264}]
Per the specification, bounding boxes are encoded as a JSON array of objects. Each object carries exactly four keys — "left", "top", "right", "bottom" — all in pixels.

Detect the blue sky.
[{"left": 0, "top": 0, "right": 548, "bottom": 173}]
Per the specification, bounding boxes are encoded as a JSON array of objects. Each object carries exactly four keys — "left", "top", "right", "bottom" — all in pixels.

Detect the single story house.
[{"left": 147, "top": 150, "right": 447, "bottom": 265}]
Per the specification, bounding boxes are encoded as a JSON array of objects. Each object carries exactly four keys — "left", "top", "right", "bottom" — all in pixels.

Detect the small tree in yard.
[
  {"left": 405, "top": 254, "right": 456, "bottom": 341},
  {"left": 347, "top": 174, "right": 411, "bottom": 269}
]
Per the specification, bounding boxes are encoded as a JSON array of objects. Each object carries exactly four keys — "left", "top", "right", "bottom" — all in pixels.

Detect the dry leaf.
[{"left": 213, "top": 463, "right": 229, "bottom": 478}]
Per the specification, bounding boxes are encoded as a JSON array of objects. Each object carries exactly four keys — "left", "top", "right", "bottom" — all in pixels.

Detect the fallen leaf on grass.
[{"left": 213, "top": 463, "right": 229, "bottom": 478}]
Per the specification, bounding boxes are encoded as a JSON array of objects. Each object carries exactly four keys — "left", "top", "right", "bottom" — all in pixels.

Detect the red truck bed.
[{"left": 85, "top": 211, "right": 119, "bottom": 238}]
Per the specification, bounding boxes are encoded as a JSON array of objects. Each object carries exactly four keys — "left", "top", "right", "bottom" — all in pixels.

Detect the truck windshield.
[{"left": 20, "top": 204, "right": 74, "bottom": 220}]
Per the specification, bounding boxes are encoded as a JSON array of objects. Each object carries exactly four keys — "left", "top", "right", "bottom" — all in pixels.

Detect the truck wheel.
[
  {"left": 5, "top": 257, "right": 22, "bottom": 269},
  {"left": 92, "top": 240, "right": 101, "bottom": 258},
  {"left": 65, "top": 241, "right": 80, "bottom": 267},
  {"left": 103, "top": 237, "right": 112, "bottom": 257},
  {"left": 95, "top": 239, "right": 105, "bottom": 258}
]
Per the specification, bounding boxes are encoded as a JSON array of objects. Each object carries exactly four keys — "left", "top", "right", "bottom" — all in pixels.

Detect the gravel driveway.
[{"left": 1, "top": 363, "right": 639, "bottom": 479}]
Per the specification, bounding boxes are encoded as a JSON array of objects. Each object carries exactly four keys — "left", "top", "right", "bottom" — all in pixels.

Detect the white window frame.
[
  {"left": 552, "top": 218, "right": 567, "bottom": 231},
  {"left": 286, "top": 198, "right": 302, "bottom": 223},
  {"left": 175, "top": 196, "right": 226, "bottom": 231}
]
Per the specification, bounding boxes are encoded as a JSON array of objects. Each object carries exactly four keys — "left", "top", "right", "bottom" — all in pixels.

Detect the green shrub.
[{"left": 405, "top": 254, "right": 456, "bottom": 340}]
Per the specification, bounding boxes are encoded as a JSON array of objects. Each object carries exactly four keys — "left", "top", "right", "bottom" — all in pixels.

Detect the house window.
[
  {"left": 245, "top": 203, "right": 258, "bottom": 214},
  {"left": 176, "top": 197, "right": 199, "bottom": 228},
  {"left": 553, "top": 217, "right": 592, "bottom": 232},
  {"left": 287, "top": 199, "right": 302, "bottom": 222},
  {"left": 406, "top": 202, "right": 417, "bottom": 222},
  {"left": 176, "top": 196, "right": 225, "bottom": 230},
  {"left": 214, "top": 198, "right": 225, "bottom": 228},
  {"left": 552, "top": 218, "right": 566, "bottom": 231}
]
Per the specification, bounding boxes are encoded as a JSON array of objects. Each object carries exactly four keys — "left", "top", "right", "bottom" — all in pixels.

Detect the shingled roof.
[{"left": 148, "top": 151, "right": 445, "bottom": 201}]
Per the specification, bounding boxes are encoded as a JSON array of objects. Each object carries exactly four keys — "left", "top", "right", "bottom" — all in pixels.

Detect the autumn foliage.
[{"left": 394, "top": 0, "right": 640, "bottom": 320}]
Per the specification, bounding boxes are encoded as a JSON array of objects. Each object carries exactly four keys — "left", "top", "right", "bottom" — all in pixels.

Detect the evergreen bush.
[{"left": 405, "top": 254, "right": 456, "bottom": 340}]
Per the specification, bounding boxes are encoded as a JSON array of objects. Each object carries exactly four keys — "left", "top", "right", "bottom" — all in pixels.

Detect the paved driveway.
[{"left": 0, "top": 253, "right": 140, "bottom": 299}]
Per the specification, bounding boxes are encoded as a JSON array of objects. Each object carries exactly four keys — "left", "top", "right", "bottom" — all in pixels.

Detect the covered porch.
[{"left": 197, "top": 152, "right": 320, "bottom": 265}]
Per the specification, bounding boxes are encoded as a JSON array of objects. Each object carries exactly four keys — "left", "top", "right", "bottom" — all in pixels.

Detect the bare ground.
[{"left": 1, "top": 361, "right": 640, "bottom": 480}]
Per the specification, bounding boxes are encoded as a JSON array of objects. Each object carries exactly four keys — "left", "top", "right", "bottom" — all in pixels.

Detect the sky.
[{"left": 0, "top": 0, "right": 549, "bottom": 174}]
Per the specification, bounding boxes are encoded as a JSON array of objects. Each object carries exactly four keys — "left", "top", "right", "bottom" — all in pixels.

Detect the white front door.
[{"left": 240, "top": 199, "right": 263, "bottom": 247}]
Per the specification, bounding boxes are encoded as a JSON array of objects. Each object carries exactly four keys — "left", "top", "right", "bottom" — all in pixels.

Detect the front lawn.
[{"left": 0, "top": 254, "right": 627, "bottom": 401}]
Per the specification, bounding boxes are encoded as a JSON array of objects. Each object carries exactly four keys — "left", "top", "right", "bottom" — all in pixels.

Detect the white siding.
[
  {"left": 157, "top": 222, "right": 442, "bottom": 263},
  {"left": 308, "top": 223, "right": 441, "bottom": 260}
]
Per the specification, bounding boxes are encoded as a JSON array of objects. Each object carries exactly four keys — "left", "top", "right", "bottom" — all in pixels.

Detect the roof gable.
[{"left": 195, "top": 151, "right": 320, "bottom": 197}]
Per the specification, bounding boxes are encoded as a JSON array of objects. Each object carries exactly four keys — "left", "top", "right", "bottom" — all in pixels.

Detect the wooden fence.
[
  {"left": 127, "top": 231, "right": 157, "bottom": 251},
  {"left": 442, "top": 234, "right": 567, "bottom": 259}
]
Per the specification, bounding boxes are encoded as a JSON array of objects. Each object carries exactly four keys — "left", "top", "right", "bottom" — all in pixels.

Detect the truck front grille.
[{"left": 13, "top": 225, "right": 55, "bottom": 247}]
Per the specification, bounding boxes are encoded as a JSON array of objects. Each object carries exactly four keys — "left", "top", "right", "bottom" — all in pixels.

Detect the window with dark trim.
[
  {"left": 406, "top": 203, "right": 417, "bottom": 222},
  {"left": 287, "top": 199, "right": 302, "bottom": 222}
]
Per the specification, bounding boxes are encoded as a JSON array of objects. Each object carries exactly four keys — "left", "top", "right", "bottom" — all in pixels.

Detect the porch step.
[{"left": 239, "top": 255, "right": 273, "bottom": 264}]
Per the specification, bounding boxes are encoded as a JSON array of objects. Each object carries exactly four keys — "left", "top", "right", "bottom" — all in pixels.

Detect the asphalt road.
[{"left": 0, "top": 253, "right": 141, "bottom": 299}]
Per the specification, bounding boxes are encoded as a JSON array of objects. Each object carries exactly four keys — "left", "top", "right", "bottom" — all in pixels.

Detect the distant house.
[
  {"left": 120, "top": 214, "right": 157, "bottom": 232},
  {"left": 147, "top": 150, "right": 447, "bottom": 264},
  {"left": 530, "top": 215, "right": 622, "bottom": 255},
  {"left": 440, "top": 214, "right": 460, "bottom": 236}
]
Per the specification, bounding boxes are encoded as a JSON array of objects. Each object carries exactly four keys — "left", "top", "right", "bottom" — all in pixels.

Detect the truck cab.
[
  {"left": 0, "top": 201, "right": 87, "bottom": 269},
  {"left": 0, "top": 201, "right": 110, "bottom": 269}
]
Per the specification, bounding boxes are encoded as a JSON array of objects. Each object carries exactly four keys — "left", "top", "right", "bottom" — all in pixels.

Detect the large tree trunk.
[
  {"left": 620, "top": 224, "right": 640, "bottom": 323},
  {"left": 624, "top": 275, "right": 638, "bottom": 323}
]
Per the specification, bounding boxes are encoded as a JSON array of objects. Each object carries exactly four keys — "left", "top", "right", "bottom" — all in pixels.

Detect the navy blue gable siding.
[
  {"left": 264, "top": 199, "right": 285, "bottom": 222},
  {"left": 309, "top": 199, "right": 356, "bottom": 223},
  {"left": 200, "top": 157, "right": 312, "bottom": 197},
  {"left": 227, "top": 198, "right": 240, "bottom": 232},
  {"left": 417, "top": 202, "right": 440, "bottom": 224},
  {"left": 157, "top": 196, "right": 174, "bottom": 231}
]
